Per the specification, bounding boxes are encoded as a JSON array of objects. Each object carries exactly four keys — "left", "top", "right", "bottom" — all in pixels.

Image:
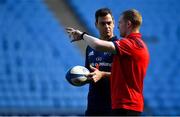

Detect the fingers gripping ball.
[{"left": 66, "top": 66, "right": 90, "bottom": 86}]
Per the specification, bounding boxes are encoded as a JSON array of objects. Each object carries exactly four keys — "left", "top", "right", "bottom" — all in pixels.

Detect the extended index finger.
[{"left": 66, "top": 27, "right": 75, "bottom": 32}]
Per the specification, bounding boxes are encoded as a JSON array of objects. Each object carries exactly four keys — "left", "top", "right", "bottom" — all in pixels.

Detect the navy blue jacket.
[{"left": 85, "top": 36, "right": 118, "bottom": 115}]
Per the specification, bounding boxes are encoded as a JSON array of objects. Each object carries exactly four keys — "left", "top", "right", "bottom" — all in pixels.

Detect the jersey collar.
[
  {"left": 126, "top": 33, "right": 141, "bottom": 39},
  {"left": 108, "top": 36, "right": 118, "bottom": 41}
]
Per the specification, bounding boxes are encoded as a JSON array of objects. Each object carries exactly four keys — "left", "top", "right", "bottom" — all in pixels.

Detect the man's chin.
[
  {"left": 120, "top": 34, "right": 125, "bottom": 38},
  {"left": 106, "top": 35, "right": 113, "bottom": 39},
  {"left": 102, "top": 35, "right": 111, "bottom": 40}
]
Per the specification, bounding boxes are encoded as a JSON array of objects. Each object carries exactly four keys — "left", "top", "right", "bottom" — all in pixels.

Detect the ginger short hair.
[{"left": 122, "top": 9, "right": 142, "bottom": 29}]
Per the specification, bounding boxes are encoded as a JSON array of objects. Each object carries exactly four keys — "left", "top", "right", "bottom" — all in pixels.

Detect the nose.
[
  {"left": 104, "top": 23, "right": 109, "bottom": 28},
  {"left": 104, "top": 24, "right": 110, "bottom": 30}
]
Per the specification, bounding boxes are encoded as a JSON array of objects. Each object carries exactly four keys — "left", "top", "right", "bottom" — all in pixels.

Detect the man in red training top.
[{"left": 66, "top": 9, "right": 150, "bottom": 116}]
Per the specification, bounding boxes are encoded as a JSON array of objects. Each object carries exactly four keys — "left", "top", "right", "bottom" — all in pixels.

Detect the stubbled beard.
[{"left": 104, "top": 34, "right": 113, "bottom": 40}]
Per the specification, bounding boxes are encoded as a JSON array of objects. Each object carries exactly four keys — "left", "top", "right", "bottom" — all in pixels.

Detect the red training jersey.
[{"left": 111, "top": 33, "right": 149, "bottom": 112}]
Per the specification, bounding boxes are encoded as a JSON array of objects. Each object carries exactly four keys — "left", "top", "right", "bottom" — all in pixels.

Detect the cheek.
[
  {"left": 119, "top": 25, "right": 123, "bottom": 31},
  {"left": 109, "top": 27, "right": 113, "bottom": 32},
  {"left": 97, "top": 27, "right": 104, "bottom": 32},
  {"left": 111, "top": 25, "right": 114, "bottom": 30},
  {"left": 111, "top": 24, "right": 115, "bottom": 29},
  {"left": 121, "top": 24, "right": 126, "bottom": 31}
]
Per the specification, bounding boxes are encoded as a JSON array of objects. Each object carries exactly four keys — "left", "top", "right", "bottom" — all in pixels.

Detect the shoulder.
[
  {"left": 112, "top": 36, "right": 119, "bottom": 41},
  {"left": 86, "top": 46, "right": 93, "bottom": 52},
  {"left": 114, "top": 38, "right": 130, "bottom": 46}
]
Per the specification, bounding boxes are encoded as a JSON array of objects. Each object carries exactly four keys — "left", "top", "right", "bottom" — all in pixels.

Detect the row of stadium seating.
[{"left": 0, "top": 0, "right": 88, "bottom": 115}]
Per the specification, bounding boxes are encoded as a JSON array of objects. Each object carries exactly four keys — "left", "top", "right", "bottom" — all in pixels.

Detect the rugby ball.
[{"left": 65, "top": 65, "right": 90, "bottom": 86}]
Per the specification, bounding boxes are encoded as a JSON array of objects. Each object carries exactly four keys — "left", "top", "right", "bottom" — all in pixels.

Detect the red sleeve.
[{"left": 114, "top": 39, "right": 134, "bottom": 56}]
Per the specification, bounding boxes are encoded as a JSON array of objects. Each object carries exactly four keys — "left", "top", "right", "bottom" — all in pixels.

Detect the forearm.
[
  {"left": 66, "top": 27, "right": 116, "bottom": 53},
  {"left": 83, "top": 34, "right": 116, "bottom": 53},
  {"left": 101, "top": 71, "right": 111, "bottom": 78}
]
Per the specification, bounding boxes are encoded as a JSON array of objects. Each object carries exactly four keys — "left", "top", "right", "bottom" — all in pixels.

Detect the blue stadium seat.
[{"left": 0, "top": 0, "right": 88, "bottom": 115}]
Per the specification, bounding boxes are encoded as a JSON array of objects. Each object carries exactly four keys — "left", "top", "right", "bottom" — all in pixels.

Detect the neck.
[
  {"left": 125, "top": 28, "right": 139, "bottom": 37},
  {"left": 100, "top": 35, "right": 114, "bottom": 41}
]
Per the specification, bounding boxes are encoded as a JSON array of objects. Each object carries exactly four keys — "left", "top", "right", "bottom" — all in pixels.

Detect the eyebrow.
[{"left": 100, "top": 21, "right": 112, "bottom": 24}]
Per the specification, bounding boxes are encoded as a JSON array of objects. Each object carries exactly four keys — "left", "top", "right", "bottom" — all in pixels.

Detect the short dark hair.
[
  {"left": 95, "top": 8, "right": 113, "bottom": 22},
  {"left": 122, "top": 9, "right": 142, "bottom": 29}
]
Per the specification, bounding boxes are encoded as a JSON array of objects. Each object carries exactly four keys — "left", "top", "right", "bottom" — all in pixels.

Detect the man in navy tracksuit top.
[{"left": 85, "top": 8, "right": 118, "bottom": 116}]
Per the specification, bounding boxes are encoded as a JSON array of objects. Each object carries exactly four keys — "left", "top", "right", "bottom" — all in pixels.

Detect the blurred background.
[{"left": 0, "top": 0, "right": 180, "bottom": 116}]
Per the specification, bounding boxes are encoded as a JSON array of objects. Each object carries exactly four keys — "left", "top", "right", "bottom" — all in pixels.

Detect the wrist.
[
  {"left": 101, "top": 71, "right": 111, "bottom": 78},
  {"left": 80, "top": 32, "right": 87, "bottom": 40},
  {"left": 101, "top": 71, "right": 106, "bottom": 78}
]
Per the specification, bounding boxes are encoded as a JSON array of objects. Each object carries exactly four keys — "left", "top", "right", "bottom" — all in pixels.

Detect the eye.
[
  {"left": 107, "top": 22, "right": 111, "bottom": 25},
  {"left": 101, "top": 22, "right": 106, "bottom": 26},
  {"left": 100, "top": 21, "right": 112, "bottom": 26}
]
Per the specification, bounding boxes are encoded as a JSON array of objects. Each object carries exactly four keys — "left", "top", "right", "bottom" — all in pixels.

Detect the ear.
[{"left": 127, "top": 20, "right": 132, "bottom": 28}]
